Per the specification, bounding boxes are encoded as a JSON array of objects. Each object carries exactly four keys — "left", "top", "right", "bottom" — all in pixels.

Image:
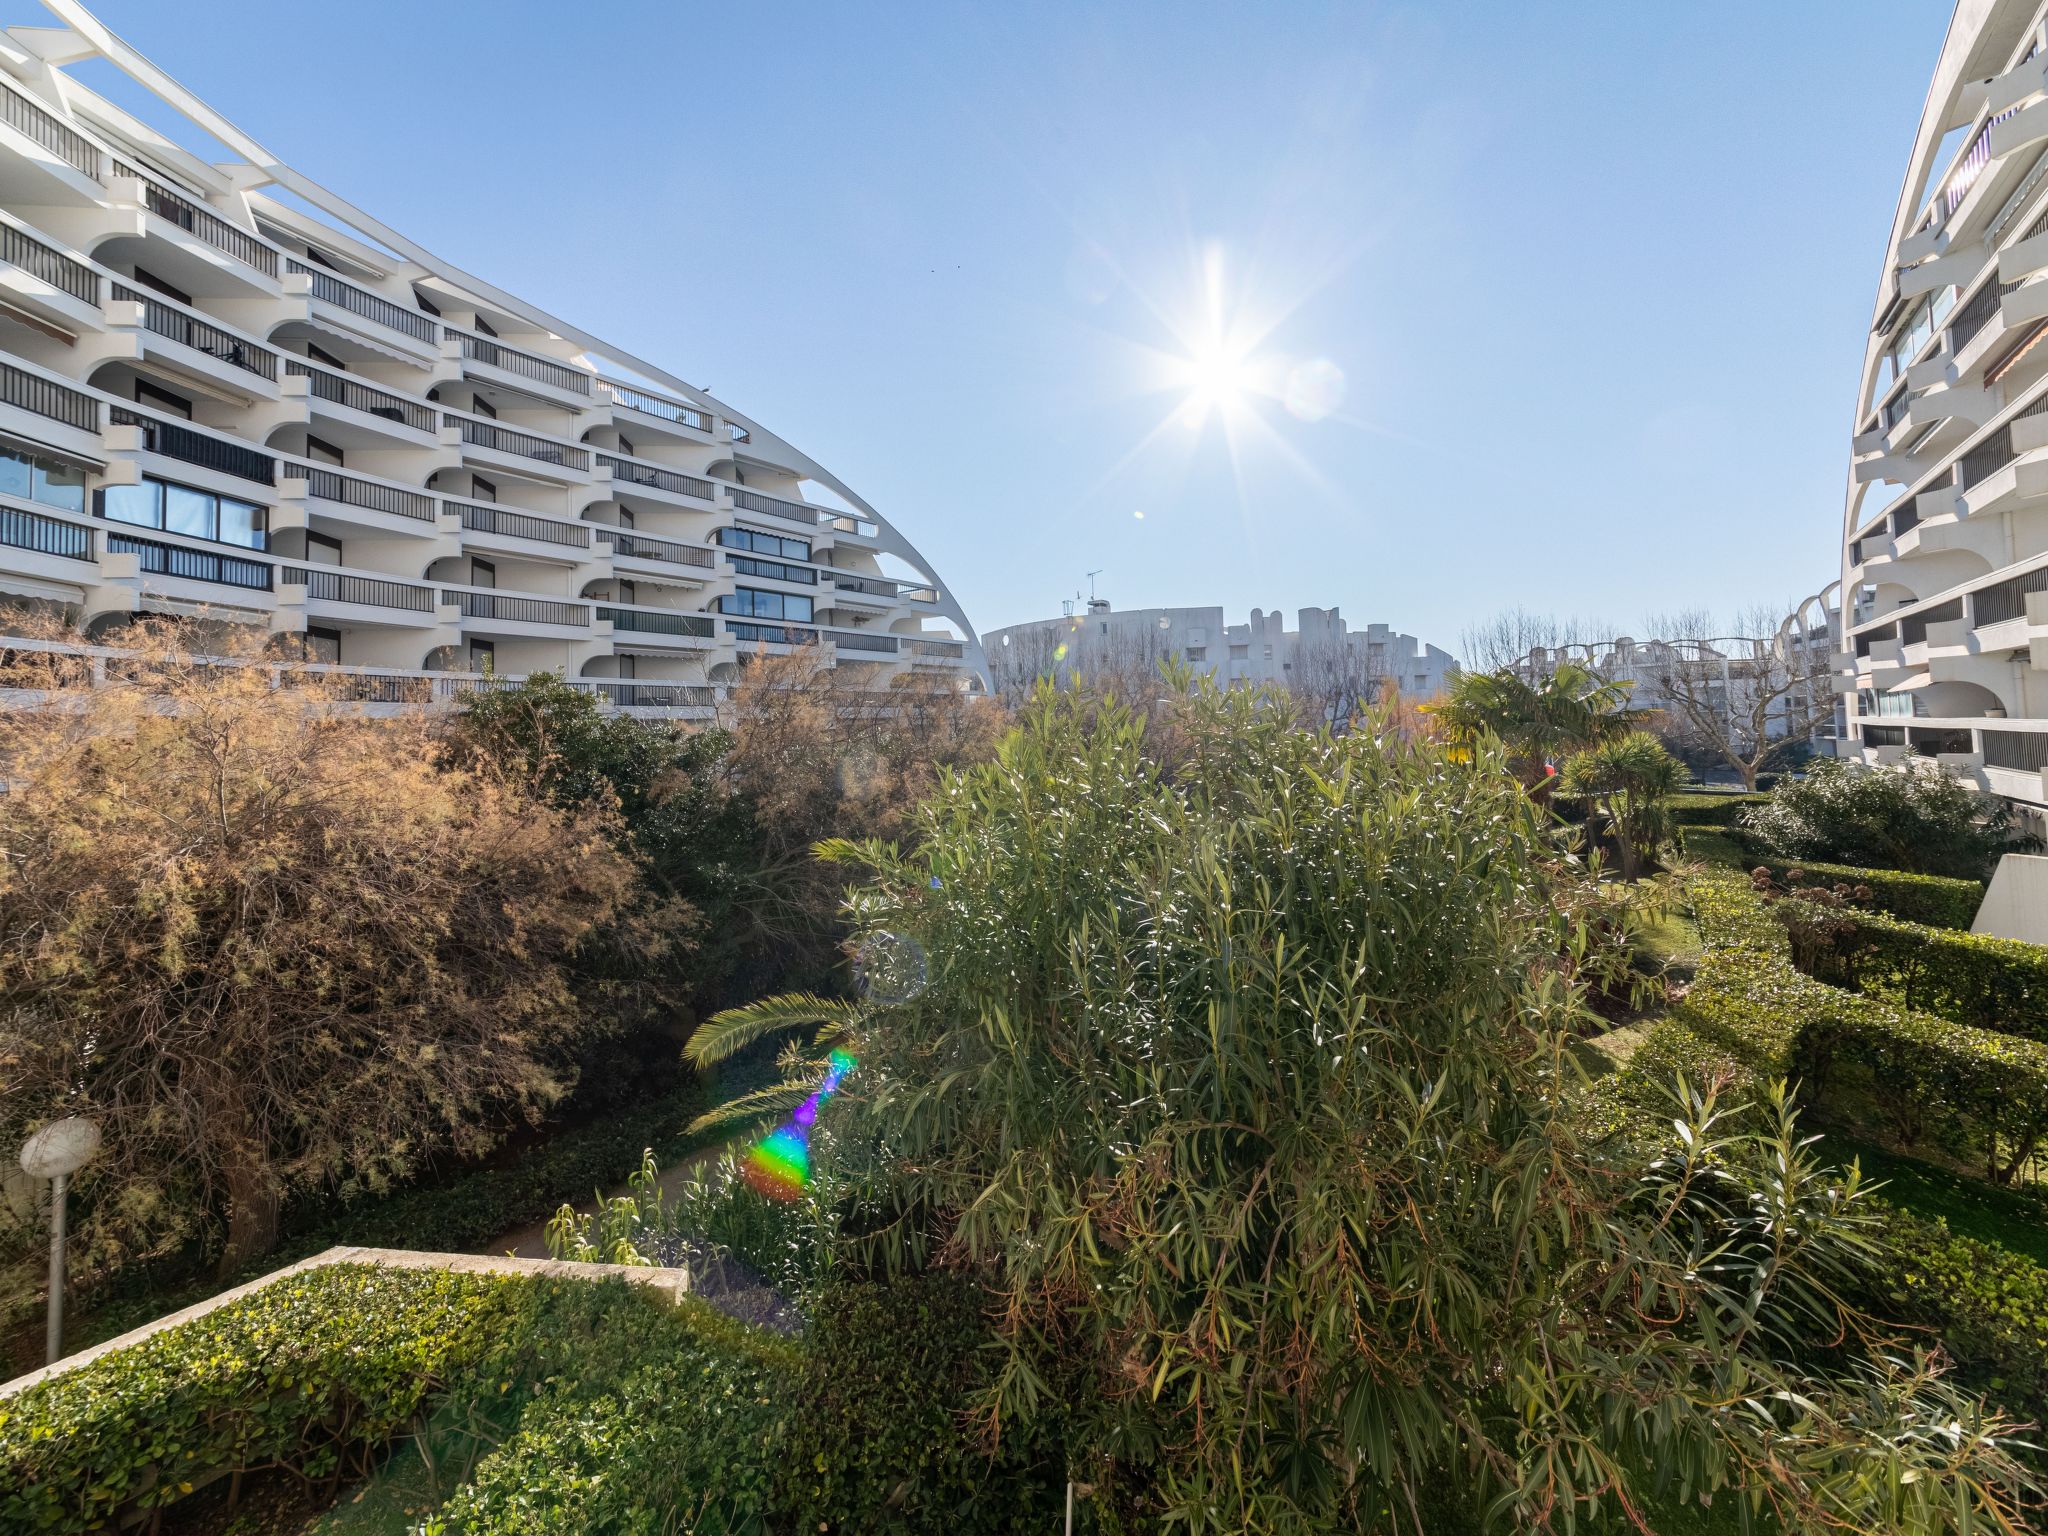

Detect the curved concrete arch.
[{"left": 31, "top": 0, "right": 988, "bottom": 689}]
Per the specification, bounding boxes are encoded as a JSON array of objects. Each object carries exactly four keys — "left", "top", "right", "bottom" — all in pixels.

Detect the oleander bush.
[{"left": 1738, "top": 758, "right": 2038, "bottom": 880}]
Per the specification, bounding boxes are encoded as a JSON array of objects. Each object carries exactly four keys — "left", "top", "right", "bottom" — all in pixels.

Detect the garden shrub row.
[
  {"left": 1684, "top": 827, "right": 1984, "bottom": 930},
  {"left": 1830, "top": 911, "right": 2048, "bottom": 1042},
  {"left": 1666, "top": 791, "right": 1770, "bottom": 827},
  {"left": 0, "top": 1263, "right": 795, "bottom": 1535}
]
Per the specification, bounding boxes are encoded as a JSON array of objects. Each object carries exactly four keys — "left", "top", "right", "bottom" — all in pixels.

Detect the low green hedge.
[
  {"left": 1684, "top": 827, "right": 1984, "bottom": 930},
  {"left": 1835, "top": 912, "right": 2048, "bottom": 1042},
  {"left": 0, "top": 1264, "right": 507, "bottom": 1532},
  {"left": 1667, "top": 791, "right": 1770, "bottom": 828}
]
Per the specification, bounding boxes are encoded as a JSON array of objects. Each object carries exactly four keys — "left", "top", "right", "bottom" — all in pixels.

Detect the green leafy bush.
[
  {"left": 0, "top": 1264, "right": 507, "bottom": 1531},
  {"left": 773, "top": 1274, "right": 1067, "bottom": 1535},
  {"left": 1738, "top": 759, "right": 2037, "bottom": 880},
  {"left": 1827, "top": 911, "right": 2048, "bottom": 1043},
  {"left": 1667, "top": 791, "right": 1770, "bottom": 827},
  {"left": 1737, "top": 853, "right": 1982, "bottom": 930}
]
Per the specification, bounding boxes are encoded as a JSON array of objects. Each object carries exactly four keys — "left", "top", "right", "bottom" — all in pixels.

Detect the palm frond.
[
  {"left": 685, "top": 1079, "right": 820, "bottom": 1136},
  {"left": 684, "top": 991, "right": 861, "bottom": 1068}
]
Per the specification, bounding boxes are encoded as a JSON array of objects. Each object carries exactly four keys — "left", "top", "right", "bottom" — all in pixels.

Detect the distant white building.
[{"left": 983, "top": 599, "right": 1457, "bottom": 707}]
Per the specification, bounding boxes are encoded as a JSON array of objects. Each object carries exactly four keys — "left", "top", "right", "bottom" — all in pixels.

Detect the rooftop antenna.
[{"left": 1087, "top": 569, "right": 1104, "bottom": 601}]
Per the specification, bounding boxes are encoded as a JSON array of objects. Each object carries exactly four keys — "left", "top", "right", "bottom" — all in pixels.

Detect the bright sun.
[{"left": 1181, "top": 339, "right": 1254, "bottom": 417}]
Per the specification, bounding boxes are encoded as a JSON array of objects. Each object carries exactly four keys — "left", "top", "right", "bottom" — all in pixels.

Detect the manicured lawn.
[{"left": 1819, "top": 1134, "right": 2048, "bottom": 1266}]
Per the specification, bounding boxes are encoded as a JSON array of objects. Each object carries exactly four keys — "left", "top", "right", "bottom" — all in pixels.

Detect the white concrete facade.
[
  {"left": 0, "top": 2, "right": 983, "bottom": 717},
  {"left": 1843, "top": 0, "right": 2048, "bottom": 807},
  {"left": 984, "top": 598, "right": 1457, "bottom": 705}
]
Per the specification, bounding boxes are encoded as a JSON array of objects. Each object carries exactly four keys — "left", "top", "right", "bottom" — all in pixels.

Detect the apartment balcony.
[
  {"left": 0, "top": 78, "right": 105, "bottom": 207},
  {"left": 283, "top": 564, "right": 443, "bottom": 629},
  {"left": 105, "top": 405, "right": 277, "bottom": 496},
  {"left": 0, "top": 501, "right": 95, "bottom": 597},
  {"left": 286, "top": 357, "right": 440, "bottom": 445},
  {"left": 818, "top": 577, "right": 895, "bottom": 615},
  {"left": 442, "top": 412, "right": 590, "bottom": 485},
  {"left": 447, "top": 500, "right": 596, "bottom": 565},
  {"left": 441, "top": 328, "right": 593, "bottom": 410},
  {"left": 905, "top": 636, "right": 967, "bottom": 667},
  {"left": 0, "top": 355, "right": 102, "bottom": 462},
  {"left": 444, "top": 586, "right": 593, "bottom": 638},
  {"left": 729, "top": 487, "right": 823, "bottom": 530},
  {"left": 283, "top": 259, "right": 438, "bottom": 360},
  {"left": 594, "top": 378, "right": 715, "bottom": 439},
  {"left": 576, "top": 677, "right": 716, "bottom": 716},
  {"left": 0, "top": 214, "right": 102, "bottom": 340},
  {"left": 283, "top": 461, "right": 441, "bottom": 540},
  {"left": 93, "top": 529, "right": 276, "bottom": 627},
  {"left": 598, "top": 528, "right": 715, "bottom": 583},
  {"left": 99, "top": 283, "right": 279, "bottom": 402},
  {"left": 600, "top": 604, "right": 716, "bottom": 650},
  {"left": 1960, "top": 445, "right": 2048, "bottom": 515},
  {"left": 105, "top": 162, "right": 280, "bottom": 292},
  {"left": 595, "top": 452, "right": 717, "bottom": 509},
  {"left": 1901, "top": 380, "right": 2000, "bottom": 432}
]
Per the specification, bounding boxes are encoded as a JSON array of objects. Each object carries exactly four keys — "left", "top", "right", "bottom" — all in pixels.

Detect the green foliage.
[
  {"left": 422, "top": 1292, "right": 793, "bottom": 1536},
  {"left": 1740, "top": 852, "right": 1982, "bottom": 930},
  {"left": 0, "top": 1264, "right": 507, "bottom": 1531},
  {"left": 1431, "top": 658, "right": 1645, "bottom": 792},
  {"left": 1823, "top": 910, "right": 2048, "bottom": 1043},
  {"left": 1560, "top": 729, "right": 1686, "bottom": 877},
  {"left": 774, "top": 1274, "right": 1067, "bottom": 1535},
  {"left": 1667, "top": 790, "right": 1770, "bottom": 827},
  {"left": 809, "top": 682, "right": 2036, "bottom": 1533},
  {"left": 1739, "top": 759, "right": 2038, "bottom": 880}
]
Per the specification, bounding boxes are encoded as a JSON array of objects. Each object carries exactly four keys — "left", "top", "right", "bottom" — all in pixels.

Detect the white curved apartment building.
[
  {"left": 1843, "top": 0, "right": 2048, "bottom": 810},
  {"left": 0, "top": 2, "right": 982, "bottom": 714}
]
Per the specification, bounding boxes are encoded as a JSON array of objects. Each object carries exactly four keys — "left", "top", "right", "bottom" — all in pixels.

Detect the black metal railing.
[
  {"left": 114, "top": 162, "right": 278, "bottom": 277},
  {"left": 1984, "top": 728, "right": 2048, "bottom": 772},
  {"left": 601, "top": 607, "right": 715, "bottom": 638},
  {"left": 2, "top": 360, "right": 98, "bottom": 431},
  {"left": 731, "top": 487, "right": 818, "bottom": 524},
  {"left": 455, "top": 501, "right": 591, "bottom": 548},
  {"left": 579, "top": 679, "right": 716, "bottom": 708},
  {"left": 111, "top": 532, "right": 272, "bottom": 590},
  {"left": 288, "top": 259, "right": 436, "bottom": 341},
  {"left": 288, "top": 566, "right": 436, "bottom": 611},
  {"left": 1892, "top": 500, "right": 1922, "bottom": 535},
  {"left": 828, "top": 573, "right": 899, "bottom": 597},
  {"left": 293, "top": 463, "right": 435, "bottom": 522},
  {"left": 0, "top": 504, "right": 90, "bottom": 560},
  {"left": 446, "top": 415, "right": 590, "bottom": 471},
  {"left": 1972, "top": 565, "right": 2048, "bottom": 626},
  {"left": 0, "top": 221, "right": 95, "bottom": 303},
  {"left": 450, "top": 590, "right": 589, "bottom": 626},
  {"left": 728, "top": 422, "right": 751, "bottom": 443},
  {"left": 726, "top": 619, "right": 817, "bottom": 647},
  {"left": 595, "top": 379, "right": 709, "bottom": 430},
  {"left": 0, "top": 81, "right": 99, "bottom": 179},
  {"left": 907, "top": 638, "right": 965, "bottom": 659},
  {"left": 286, "top": 358, "right": 435, "bottom": 431},
  {"left": 451, "top": 329, "right": 591, "bottom": 395},
  {"left": 1943, "top": 104, "right": 2023, "bottom": 217},
  {"left": 597, "top": 454, "right": 713, "bottom": 500},
  {"left": 1900, "top": 599, "right": 1962, "bottom": 644},
  {"left": 1957, "top": 426, "right": 2015, "bottom": 490},
  {"left": 113, "top": 284, "right": 276, "bottom": 380},
  {"left": 831, "top": 630, "right": 900, "bottom": 652},
  {"left": 110, "top": 406, "right": 274, "bottom": 484},
  {"left": 601, "top": 529, "right": 714, "bottom": 567}
]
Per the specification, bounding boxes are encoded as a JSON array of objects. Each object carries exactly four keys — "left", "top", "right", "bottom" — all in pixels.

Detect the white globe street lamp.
[{"left": 20, "top": 1117, "right": 100, "bottom": 1365}]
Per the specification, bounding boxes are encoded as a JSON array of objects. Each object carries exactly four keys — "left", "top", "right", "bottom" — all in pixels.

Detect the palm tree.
[
  {"left": 682, "top": 991, "right": 861, "bottom": 1133},
  {"left": 1430, "top": 661, "right": 1644, "bottom": 800},
  {"left": 1558, "top": 729, "right": 1686, "bottom": 879}
]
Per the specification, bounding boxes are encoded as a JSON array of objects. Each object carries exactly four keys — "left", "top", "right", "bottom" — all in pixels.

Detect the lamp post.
[{"left": 20, "top": 1116, "right": 100, "bottom": 1366}]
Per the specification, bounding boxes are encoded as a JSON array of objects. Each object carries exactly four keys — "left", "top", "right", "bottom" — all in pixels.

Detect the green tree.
[
  {"left": 1430, "top": 660, "right": 1643, "bottom": 800},
  {"left": 696, "top": 682, "right": 2037, "bottom": 1534},
  {"left": 1560, "top": 728, "right": 1686, "bottom": 879}
]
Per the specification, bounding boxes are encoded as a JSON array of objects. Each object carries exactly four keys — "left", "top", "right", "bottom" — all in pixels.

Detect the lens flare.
[
  {"left": 742, "top": 1047, "right": 857, "bottom": 1202},
  {"left": 1283, "top": 358, "right": 1345, "bottom": 422}
]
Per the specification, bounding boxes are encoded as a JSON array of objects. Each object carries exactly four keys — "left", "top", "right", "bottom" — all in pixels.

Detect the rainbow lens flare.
[{"left": 742, "top": 1048, "right": 856, "bottom": 1201}]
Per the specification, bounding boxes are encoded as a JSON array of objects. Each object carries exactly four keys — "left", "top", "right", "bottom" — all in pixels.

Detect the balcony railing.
[
  {"left": 455, "top": 501, "right": 591, "bottom": 548},
  {"left": 578, "top": 679, "right": 715, "bottom": 709},
  {"left": 113, "top": 162, "right": 278, "bottom": 277},
  {"left": 287, "top": 566, "right": 437, "bottom": 612},
  {"left": 446, "top": 414, "right": 590, "bottom": 471},
  {"left": 831, "top": 629, "right": 900, "bottom": 653},
  {"left": 449, "top": 590, "right": 590, "bottom": 627},
  {"left": 112, "top": 532, "right": 272, "bottom": 591},
  {"left": 597, "top": 453, "right": 713, "bottom": 500},
  {"left": 0, "top": 505, "right": 90, "bottom": 560},
  {"left": 907, "top": 638, "right": 965, "bottom": 659},
  {"left": 727, "top": 422, "right": 751, "bottom": 443},
  {"left": 601, "top": 607, "right": 715, "bottom": 638},
  {"left": 286, "top": 358, "right": 435, "bottom": 432},
  {"left": 0, "top": 80, "right": 99, "bottom": 179},
  {"left": 110, "top": 406, "right": 274, "bottom": 485},
  {"left": 730, "top": 487, "right": 818, "bottom": 525},
  {"left": 595, "top": 379, "right": 709, "bottom": 431},
  {"left": 288, "top": 259, "right": 436, "bottom": 342},
  {"left": 112, "top": 284, "right": 277, "bottom": 381},
  {"left": 450, "top": 329, "right": 591, "bottom": 395},
  {"left": 292, "top": 462, "right": 436, "bottom": 523},
  {"left": 726, "top": 619, "right": 817, "bottom": 647},
  {"left": 600, "top": 529, "right": 714, "bottom": 568},
  {"left": 2, "top": 359, "right": 98, "bottom": 432},
  {"left": 0, "top": 220, "right": 96, "bottom": 304},
  {"left": 1941, "top": 104, "right": 2023, "bottom": 219}
]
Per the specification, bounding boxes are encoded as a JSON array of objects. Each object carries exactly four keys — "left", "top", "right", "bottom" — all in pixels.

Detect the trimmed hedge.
[
  {"left": 1685, "top": 826, "right": 1985, "bottom": 931},
  {"left": 1835, "top": 912, "right": 2048, "bottom": 1042},
  {"left": 0, "top": 1264, "right": 507, "bottom": 1531},
  {"left": 1667, "top": 791, "right": 1770, "bottom": 828}
]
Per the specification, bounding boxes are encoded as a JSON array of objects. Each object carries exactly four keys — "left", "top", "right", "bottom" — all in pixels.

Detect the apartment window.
[
  {"left": 307, "top": 531, "right": 343, "bottom": 567},
  {"left": 470, "top": 638, "right": 495, "bottom": 672},
  {"left": 716, "top": 526, "right": 809, "bottom": 561},
  {"left": 720, "top": 587, "right": 814, "bottom": 623},
  {"left": 301, "top": 625, "right": 341, "bottom": 663},
  {"left": 618, "top": 434, "right": 635, "bottom": 457},
  {"left": 617, "top": 580, "right": 637, "bottom": 604},
  {"left": 135, "top": 380, "right": 193, "bottom": 419},
  {"left": 617, "top": 655, "right": 636, "bottom": 680},
  {"left": 617, "top": 508, "right": 635, "bottom": 531},
  {"left": 130, "top": 266, "right": 191, "bottom": 306},
  {"left": 1229, "top": 644, "right": 1248, "bottom": 660},
  {"left": 471, "top": 557, "right": 495, "bottom": 588},
  {"left": 305, "top": 434, "right": 344, "bottom": 467},
  {"left": 0, "top": 445, "right": 85, "bottom": 513},
  {"left": 1185, "top": 647, "right": 1206, "bottom": 662},
  {"left": 471, "top": 474, "right": 496, "bottom": 503},
  {"left": 1263, "top": 645, "right": 1273, "bottom": 660},
  {"left": 306, "top": 340, "right": 346, "bottom": 370},
  {"left": 97, "top": 474, "right": 267, "bottom": 550}
]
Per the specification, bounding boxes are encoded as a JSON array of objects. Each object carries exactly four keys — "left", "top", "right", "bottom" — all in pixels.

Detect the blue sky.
[{"left": 82, "top": 0, "right": 1942, "bottom": 655}]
